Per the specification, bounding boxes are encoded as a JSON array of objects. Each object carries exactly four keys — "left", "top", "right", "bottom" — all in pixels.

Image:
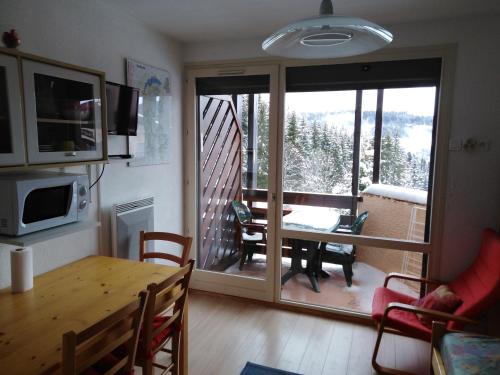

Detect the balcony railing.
[{"left": 243, "top": 188, "right": 363, "bottom": 225}]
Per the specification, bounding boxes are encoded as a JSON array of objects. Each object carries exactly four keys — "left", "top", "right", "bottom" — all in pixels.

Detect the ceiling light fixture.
[{"left": 262, "top": 0, "right": 393, "bottom": 59}]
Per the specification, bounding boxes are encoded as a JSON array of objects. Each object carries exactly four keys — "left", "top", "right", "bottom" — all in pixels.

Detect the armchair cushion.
[
  {"left": 411, "top": 285, "right": 462, "bottom": 327},
  {"left": 242, "top": 232, "right": 264, "bottom": 242},
  {"left": 325, "top": 243, "right": 354, "bottom": 255},
  {"left": 440, "top": 332, "right": 500, "bottom": 374},
  {"left": 372, "top": 287, "right": 432, "bottom": 341}
]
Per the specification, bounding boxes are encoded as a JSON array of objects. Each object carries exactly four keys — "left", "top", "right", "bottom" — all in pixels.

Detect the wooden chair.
[
  {"left": 231, "top": 200, "right": 267, "bottom": 270},
  {"left": 62, "top": 291, "right": 148, "bottom": 375},
  {"left": 371, "top": 228, "right": 500, "bottom": 375},
  {"left": 140, "top": 231, "right": 192, "bottom": 267},
  {"left": 135, "top": 259, "right": 194, "bottom": 375}
]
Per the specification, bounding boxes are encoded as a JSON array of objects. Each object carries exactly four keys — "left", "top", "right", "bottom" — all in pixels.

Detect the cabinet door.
[
  {"left": 22, "top": 59, "right": 103, "bottom": 164},
  {"left": 0, "top": 54, "right": 26, "bottom": 166}
]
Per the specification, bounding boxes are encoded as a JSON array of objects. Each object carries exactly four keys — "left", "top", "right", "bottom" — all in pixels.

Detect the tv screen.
[{"left": 105, "top": 82, "right": 139, "bottom": 136}]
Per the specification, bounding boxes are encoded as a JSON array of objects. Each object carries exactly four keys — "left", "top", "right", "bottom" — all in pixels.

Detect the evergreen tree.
[
  {"left": 310, "top": 121, "right": 320, "bottom": 151},
  {"left": 256, "top": 95, "right": 269, "bottom": 189},
  {"left": 239, "top": 95, "right": 249, "bottom": 187},
  {"left": 380, "top": 131, "right": 406, "bottom": 186},
  {"left": 283, "top": 111, "right": 304, "bottom": 191},
  {"left": 286, "top": 112, "right": 299, "bottom": 146}
]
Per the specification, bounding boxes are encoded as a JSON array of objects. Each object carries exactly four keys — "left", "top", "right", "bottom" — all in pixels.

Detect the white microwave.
[{"left": 0, "top": 172, "right": 89, "bottom": 236}]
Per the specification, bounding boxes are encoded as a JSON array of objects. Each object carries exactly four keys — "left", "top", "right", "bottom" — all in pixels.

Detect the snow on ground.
[{"left": 363, "top": 184, "right": 427, "bottom": 205}]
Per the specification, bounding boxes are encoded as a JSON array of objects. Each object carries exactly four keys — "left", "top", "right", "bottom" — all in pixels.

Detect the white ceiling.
[{"left": 104, "top": 0, "right": 500, "bottom": 43}]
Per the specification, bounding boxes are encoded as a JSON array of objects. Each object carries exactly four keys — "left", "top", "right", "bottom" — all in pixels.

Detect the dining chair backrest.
[
  {"left": 140, "top": 231, "right": 192, "bottom": 267},
  {"left": 232, "top": 200, "right": 252, "bottom": 224},
  {"left": 137, "top": 260, "right": 195, "bottom": 368},
  {"left": 61, "top": 291, "right": 148, "bottom": 375},
  {"left": 351, "top": 211, "right": 369, "bottom": 235}
]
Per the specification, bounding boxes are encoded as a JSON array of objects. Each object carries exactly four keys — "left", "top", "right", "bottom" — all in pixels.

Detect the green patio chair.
[
  {"left": 232, "top": 201, "right": 267, "bottom": 270},
  {"left": 319, "top": 211, "right": 369, "bottom": 287}
]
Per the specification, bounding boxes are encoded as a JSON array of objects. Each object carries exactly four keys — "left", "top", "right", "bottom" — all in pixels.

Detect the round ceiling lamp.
[{"left": 262, "top": 0, "right": 393, "bottom": 59}]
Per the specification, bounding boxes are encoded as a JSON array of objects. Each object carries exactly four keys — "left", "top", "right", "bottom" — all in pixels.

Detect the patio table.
[{"left": 281, "top": 209, "right": 340, "bottom": 293}]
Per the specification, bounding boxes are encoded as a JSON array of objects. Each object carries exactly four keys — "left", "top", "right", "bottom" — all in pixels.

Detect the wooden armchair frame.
[
  {"left": 430, "top": 322, "right": 451, "bottom": 375},
  {"left": 372, "top": 273, "right": 477, "bottom": 375}
]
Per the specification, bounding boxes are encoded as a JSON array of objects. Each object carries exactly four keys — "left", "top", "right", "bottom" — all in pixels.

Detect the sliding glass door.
[
  {"left": 185, "top": 52, "right": 451, "bottom": 314},
  {"left": 277, "top": 59, "right": 442, "bottom": 314},
  {"left": 185, "top": 65, "right": 279, "bottom": 301}
]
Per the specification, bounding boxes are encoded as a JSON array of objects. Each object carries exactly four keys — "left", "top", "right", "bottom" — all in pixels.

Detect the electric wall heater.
[{"left": 111, "top": 197, "right": 154, "bottom": 260}]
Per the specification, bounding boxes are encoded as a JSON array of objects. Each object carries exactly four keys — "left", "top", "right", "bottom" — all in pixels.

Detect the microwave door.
[{"left": 18, "top": 180, "right": 78, "bottom": 235}]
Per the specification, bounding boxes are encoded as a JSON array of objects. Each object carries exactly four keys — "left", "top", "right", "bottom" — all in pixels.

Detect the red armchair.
[{"left": 371, "top": 228, "right": 500, "bottom": 374}]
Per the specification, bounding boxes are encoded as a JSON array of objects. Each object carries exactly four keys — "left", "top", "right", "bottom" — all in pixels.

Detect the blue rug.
[{"left": 240, "top": 362, "right": 302, "bottom": 375}]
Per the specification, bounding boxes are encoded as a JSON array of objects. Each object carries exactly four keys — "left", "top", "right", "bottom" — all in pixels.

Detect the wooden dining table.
[{"left": 0, "top": 255, "right": 188, "bottom": 375}]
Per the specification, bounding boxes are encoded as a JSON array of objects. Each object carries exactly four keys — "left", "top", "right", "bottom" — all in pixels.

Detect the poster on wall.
[{"left": 126, "top": 58, "right": 171, "bottom": 166}]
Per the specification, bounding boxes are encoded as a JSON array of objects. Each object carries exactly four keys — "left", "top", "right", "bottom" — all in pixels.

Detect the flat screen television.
[{"left": 105, "top": 81, "right": 139, "bottom": 136}]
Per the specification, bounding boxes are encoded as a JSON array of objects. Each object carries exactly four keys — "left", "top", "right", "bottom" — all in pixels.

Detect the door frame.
[
  {"left": 184, "top": 64, "right": 280, "bottom": 301},
  {"left": 184, "top": 45, "right": 457, "bottom": 311},
  {"left": 273, "top": 45, "right": 456, "bottom": 312}
]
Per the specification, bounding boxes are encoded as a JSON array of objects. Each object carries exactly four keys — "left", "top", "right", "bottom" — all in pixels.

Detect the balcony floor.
[{"left": 224, "top": 254, "right": 418, "bottom": 313}]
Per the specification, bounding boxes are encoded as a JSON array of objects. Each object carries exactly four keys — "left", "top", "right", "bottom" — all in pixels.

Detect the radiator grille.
[{"left": 114, "top": 197, "right": 154, "bottom": 214}]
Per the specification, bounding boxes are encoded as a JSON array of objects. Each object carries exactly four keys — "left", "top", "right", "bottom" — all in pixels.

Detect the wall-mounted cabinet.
[
  {"left": 0, "top": 47, "right": 107, "bottom": 169},
  {"left": 0, "top": 53, "right": 26, "bottom": 166}
]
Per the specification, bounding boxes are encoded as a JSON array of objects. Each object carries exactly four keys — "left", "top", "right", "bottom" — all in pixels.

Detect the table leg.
[
  {"left": 304, "top": 241, "right": 321, "bottom": 293},
  {"left": 281, "top": 239, "right": 304, "bottom": 286},
  {"left": 281, "top": 239, "right": 321, "bottom": 293}
]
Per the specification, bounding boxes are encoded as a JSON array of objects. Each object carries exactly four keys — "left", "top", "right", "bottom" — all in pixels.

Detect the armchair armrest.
[
  {"left": 384, "top": 302, "right": 478, "bottom": 326},
  {"left": 384, "top": 272, "right": 442, "bottom": 288}
]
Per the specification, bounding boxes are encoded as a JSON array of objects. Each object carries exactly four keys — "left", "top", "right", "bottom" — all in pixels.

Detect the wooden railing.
[
  {"left": 243, "top": 188, "right": 363, "bottom": 224},
  {"left": 198, "top": 96, "right": 242, "bottom": 270}
]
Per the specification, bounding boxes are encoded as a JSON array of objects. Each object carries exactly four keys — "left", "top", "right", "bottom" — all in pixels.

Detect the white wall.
[
  {"left": 183, "top": 16, "right": 500, "bottom": 281},
  {"left": 0, "top": 0, "right": 183, "bottom": 288}
]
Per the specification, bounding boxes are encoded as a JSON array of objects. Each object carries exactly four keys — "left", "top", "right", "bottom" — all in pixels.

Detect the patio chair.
[
  {"left": 318, "top": 211, "right": 369, "bottom": 287},
  {"left": 371, "top": 228, "right": 500, "bottom": 375},
  {"left": 232, "top": 200, "right": 266, "bottom": 270}
]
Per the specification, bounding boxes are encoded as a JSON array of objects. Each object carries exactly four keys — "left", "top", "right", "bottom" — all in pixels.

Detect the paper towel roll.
[{"left": 10, "top": 247, "right": 33, "bottom": 293}]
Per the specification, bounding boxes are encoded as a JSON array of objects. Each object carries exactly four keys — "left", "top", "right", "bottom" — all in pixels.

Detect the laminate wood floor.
[{"left": 139, "top": 292, "right": 430, "bottom": 375}]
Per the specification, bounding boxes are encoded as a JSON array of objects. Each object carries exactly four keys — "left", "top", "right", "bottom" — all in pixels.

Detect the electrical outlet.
[{"left": 463, "top": 138, "right": 491, "bottom": 152}]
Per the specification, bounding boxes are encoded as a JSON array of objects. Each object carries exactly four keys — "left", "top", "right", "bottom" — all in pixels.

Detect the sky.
[{"left": 285, "top": 87, "right": 437, "bottom": 116}]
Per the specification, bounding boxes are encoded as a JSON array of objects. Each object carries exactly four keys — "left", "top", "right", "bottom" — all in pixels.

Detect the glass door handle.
[{"left": 65, "top": 152, "right": 77, "bottom": 156}]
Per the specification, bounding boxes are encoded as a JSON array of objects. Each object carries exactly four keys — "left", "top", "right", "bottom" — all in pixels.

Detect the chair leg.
[
  {"left": 372, "top": 322, "right": 418, "bottom": 375},
  {"left": 142, "top": 359, "right": 153, "bottom": 375},
  {"left": 239, "top": 245, "right": 248, "bottom": 270},
  {"left": 172, "top": 330, "right": 181, "bottom": 375},
  {"left": 342, "top": 264, "right": 353, "bottom": 287},
  {"left": 247, "top": 244, "right": 255, "bottom": 262},
  {"left": 372, "top": 323, "right": 385, "bottom": 373}
]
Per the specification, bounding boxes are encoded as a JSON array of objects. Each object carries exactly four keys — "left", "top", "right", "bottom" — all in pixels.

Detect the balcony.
[
  {"left": 222, "top": 184, "right": 426, "bottom": 313},
  {"left": 197, "top": 86, "right": 434, "bottom": 314}
]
